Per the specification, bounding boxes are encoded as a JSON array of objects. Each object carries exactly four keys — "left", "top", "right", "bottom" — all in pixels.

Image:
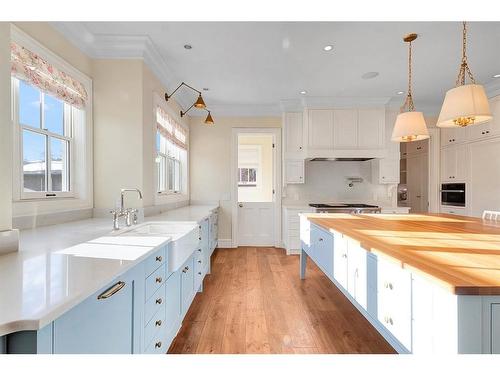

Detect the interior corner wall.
[
  {"left": 0, "top": 23, "right": 12, "bottom": 231},
  {"left": 189, "top": 116, "right": 281, "bottom": 241},
  {"left": 92, "top": 59, "right": 144, "bottom": 210}
]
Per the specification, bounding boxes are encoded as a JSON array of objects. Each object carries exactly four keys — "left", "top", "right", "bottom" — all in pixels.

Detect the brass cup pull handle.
[
  {"left": 198, "top": 272, "right": 202, "bottom": 275},
  {"left": 155, "top": 341, "right": 162, "bottom": 349},
  {"left": 198, "top": 260, "right": 202, "bottom": 264},
  {"left": 155, "top": 277, "right": 162, "bottom": 283},
  {"left": 97, "top": 281, "right": 126, "bottom": 300},
  {"left": 156, "top": 298, "right": 163, "bottom": 305},
  {"left": 318, "top": 238, "right": 323, "bottom": 242},
  {"left": 198, "top": 249, "right": 202, "bottom": 252},
  {"left": 155, "top": 320, "right": 162, "bottom": 327},
  {"left": 182, "top": 266, "right": 189, "bottom": 273},
  {"left": 238, "top": 203, "right": 243, "bottom": 208},
  {"left": 156, "top": 256, "right": 162, "bottom": 262}
]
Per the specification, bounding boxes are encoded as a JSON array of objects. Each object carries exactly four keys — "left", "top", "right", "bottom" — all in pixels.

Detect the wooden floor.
[{"left": 168, "top": 247, "right": 396, "bottom": 354}]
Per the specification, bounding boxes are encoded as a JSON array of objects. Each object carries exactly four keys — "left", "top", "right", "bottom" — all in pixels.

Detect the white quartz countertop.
[{"left": 0, "top": 204, "right": 218, "bottom": 336}]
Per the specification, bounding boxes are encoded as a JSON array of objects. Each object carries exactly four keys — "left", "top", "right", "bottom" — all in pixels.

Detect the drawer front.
[
  {"left": 145, "top": 263, "right": 166, "bottom": 301},
  {"left": 144, "top": 303, "right": 166, "bottom": 348},
  {"left": 144, "top": 247, "right": 166, "bottom": 278},
  {"left": 144, "top": 330, "right": 167, "bottom": 354},
  {"left": 377, "top": 257, "right": 412, "bottom": 349},
  {"left": 144, "top": 282, "right": 166, "bottom": 326}
]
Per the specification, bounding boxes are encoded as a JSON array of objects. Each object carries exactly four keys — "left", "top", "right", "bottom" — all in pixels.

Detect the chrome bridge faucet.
[{"left": 110, "top": 188, "right": 143, "bottom": 230}]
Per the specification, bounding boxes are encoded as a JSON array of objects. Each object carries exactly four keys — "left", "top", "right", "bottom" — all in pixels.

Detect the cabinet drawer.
[
  {"left": 144, "top": 247, "right": 166, "bottom": 278},
  {"left": 144, "top": 282, "right": 166, "bottom": 326},
  {"left": 144, "top": 303, "right": 166, "bottom": 348},
  {"left": 144, "top": 330, "right": 167, "bottom": 354},
  {"left": 145, "top": 263, "right": 166, "bottom": 301},
  {"left": 377, "top": 256, "right": 412, "bottom": 349}
]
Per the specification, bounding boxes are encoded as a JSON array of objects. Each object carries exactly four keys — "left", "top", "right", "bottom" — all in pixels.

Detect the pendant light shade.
[
  {"left": 438, "top": 84, "right": 492, "bottom": 127},
  {"left": 194, "top": 93, "right": 206, "bottom": 109},
  {"left": 437, "top": 22, "right": 492, "bottom": 128},
  {"left": 392, "top": 111, "right": 429, "bottom": 142},
  {"left": 204, "top": 111, "right": 214, "bottom": 125},
  {"left": 391, "top": 33, "right": 429, "bottom": 143}
]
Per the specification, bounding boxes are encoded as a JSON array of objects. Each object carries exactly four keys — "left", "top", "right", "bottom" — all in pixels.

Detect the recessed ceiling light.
[
  {"left": 323, "top": 45, "right": 333, "bottom": 51},
  {"left": 300, "top": 90, "right": 307, "bottom": 95},
  {"left": 493, "top": 74, "right": 500, "bottom": 78},
  {"left": 397, "top": 91, "right": 404, "bottom": 95},
  {"left": 183, "top": 44, "right": 192, "bottom": 50},
  {"left": 362, "top": 71, "right": 379, "bottom": 79},
  {"left": 203, "top": 88, "right": 209, "bottom": 91}
]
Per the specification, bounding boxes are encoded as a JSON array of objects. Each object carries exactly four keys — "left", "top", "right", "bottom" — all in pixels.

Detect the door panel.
[
  {"left": 333, "top": 109, "right": 357, "bottom": 149},
  {"left": 358, "top": 109, "right": 384, "bottom": 149},
  {"left": 238, "top": 203, "right": 274, "bottom": 246},
  {"left": 308, "top": 110, "right": 334, "bottom": 150}
]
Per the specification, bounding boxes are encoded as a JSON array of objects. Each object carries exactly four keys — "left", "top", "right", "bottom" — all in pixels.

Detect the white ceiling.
[{"left": 52, "top": 22, "right": 500, "bottom": 116}]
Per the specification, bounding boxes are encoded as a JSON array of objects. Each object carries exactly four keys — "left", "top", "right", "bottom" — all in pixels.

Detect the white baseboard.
[
  {"left": 287, "top": 248, "right": 301, "bottom": 255},
  {"left": 217, "top": 239, "right": 235, "bottom": 248},
  {"left": 0, "top": 229, "right": 19, "bottom": 255}
]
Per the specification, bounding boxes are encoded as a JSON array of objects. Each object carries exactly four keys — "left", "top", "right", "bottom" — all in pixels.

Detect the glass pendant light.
[
  {"left": 437, "top": 22, "right": 492, "bottom": 128},
  {"left": 391, "top": 33, "right": 429, "bottom": 142}
]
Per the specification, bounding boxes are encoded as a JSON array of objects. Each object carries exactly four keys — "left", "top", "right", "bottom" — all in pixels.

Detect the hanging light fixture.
[
  {"left": 437, "top": 22, "right": 492, "bottom": 128},
  {"left": 194, "top": 93, "right": 206, "bottom": 109},
  {"left": 391, "top": 33, "right": 429, "bottom": 143},
  {"left": 204, "top": 110, "right": 214, "bottom": 125}
]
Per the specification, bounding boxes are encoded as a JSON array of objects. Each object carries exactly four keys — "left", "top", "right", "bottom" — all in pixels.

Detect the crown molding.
[{"left": 190, "top": 103, "right": 281, "bottom": 117}]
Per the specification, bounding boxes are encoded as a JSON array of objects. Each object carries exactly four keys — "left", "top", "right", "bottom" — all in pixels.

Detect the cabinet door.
[
  {"left": 407, "top": 155, "right": 424, "bottom": 213},
  {"left": 440, "top": 146, "right": 456, "bottom": 182},
  {"left": 285, "top": 160, "right": 304, "bottom": 184},
  {"left": 468, "top": 139, "right": 500, "bottom": 217},
  {"left": 333, "top": 231, "right": 348, "bottom": 290},
  {"left": 454, "top": 144, "right": 467, "bottom": 181},
  {"left": 379, "top": 158, "right": 400, "bottom": 184},
  {"left": 347, "top": 241, "right": 368, "bottom": 309},
  {"left": 164, "top": 271, "right": 181, "bottom": 337},
  {"left": 284, "top": 112, "right": 304, "bottom": 156},
  {"left": 467, "top": 122, "right": 491, "bottom": 142},
  {"left": 489, "top": 98, "right": 500, "bottom": 137},
  {"left": 333, "top": 109, "right": 358, "bottom": 149},
  {"left": 310, "top": 225, "right": 333, "bottom": 278},
  {"left": 358, "top": 109, "right": 385, "bottom": 149},
  {"left": 491, "top": 304, "right": 500, "bottom": 354},
  {"left": 440, "top": 127, "right": 467, "bottom": 146},
  {"left": 308, "top": 110, "right": 334, "bottom": 150},
  {"left": 53, "top": 273, "right": 135, "bottom": 354},
  {"left": 181, "top": 256, "right": 195, "bottom": 317}
]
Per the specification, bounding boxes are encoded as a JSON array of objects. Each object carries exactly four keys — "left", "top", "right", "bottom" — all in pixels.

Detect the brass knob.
[
  {"left": 156, "top": 298, "right": 162, "bottom": 304},
  {"left": 155, "top": 341, "right": 162, "bottom": 348},
  {"left": 155, "top": 277, "right": 162, "bottom": 283},
  {"left": 198, "top": 249, "right": 202, "bottom": 252},
  {"left": 198, "top": 260, "right": 202, "bottom": 263},
  {"left": 156, "top": 256, "right": 162, "bottom": 262},
  {"left": 185, "top": 266, "right": 189, "bottom": 271},
  {"left": 198, "top": 272, "right": 202, "bottom": 275},
  {"left": 155, "top": 320, "right": 162, "bottom": 327}
]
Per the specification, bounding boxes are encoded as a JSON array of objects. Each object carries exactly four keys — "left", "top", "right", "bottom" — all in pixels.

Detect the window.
[
  {"left": 238, "top": 167, "right": 257, "bottom": 186},
  {"left": 15, "top": 78, "right": 73, "bottom": 197},
  {"left": 155, "top": 106, "right": 188, "bottom": 194}
]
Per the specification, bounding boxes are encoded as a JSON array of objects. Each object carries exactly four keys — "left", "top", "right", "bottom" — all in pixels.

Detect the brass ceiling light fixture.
[
  {"left": 204, "top": 109, "right": 214, "bottom": 125},
  {"left": 391, "top": 33, "right": 429, "bottom": 143},
  {"left": 437, "top": 22, "right": 492, "bottom": 128}
]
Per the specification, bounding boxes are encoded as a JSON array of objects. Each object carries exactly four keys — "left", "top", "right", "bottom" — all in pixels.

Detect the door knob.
[{"left": 238, "top": 203, "right": 243, "bottom": 208}]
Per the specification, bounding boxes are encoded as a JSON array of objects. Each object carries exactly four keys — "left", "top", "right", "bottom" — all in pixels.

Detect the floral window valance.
[
  {"left": 11, "top": 42, "right": 88, "bottom": 109},
  {"left": 156, "top": 106, "right": 188, "bottom": 150}
]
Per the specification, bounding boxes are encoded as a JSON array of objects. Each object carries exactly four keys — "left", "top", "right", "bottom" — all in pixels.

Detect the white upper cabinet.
[
  {"left": 333, "top": 109, "right": 358, "bottom": 149},
  {"left": 440, "top": 144, "right": 467, "bottom": 182},
  {"left": 284, "top": 112, "right": 304, "bottom": 158},
  {"left": 440, "top": 127, "right": 468, "bottom": 147},
  {"left": 358, "top": 109, "right": 385, "bottom": 149},
  {"left": 284, "top": 160, "right": 305, "bottom": 184},
  {"left": 308, "top": 109, "right": 335, "bottom": 150}
]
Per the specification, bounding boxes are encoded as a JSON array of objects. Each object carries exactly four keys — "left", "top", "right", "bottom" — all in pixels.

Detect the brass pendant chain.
[
  {"left": 401, "top": 38, "right": 415, "bottom": 112},
  {"left": 455, "top": 21, "right": 476, "bottom": 87}
]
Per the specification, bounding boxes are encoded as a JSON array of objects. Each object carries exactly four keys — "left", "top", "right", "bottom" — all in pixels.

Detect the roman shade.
[
  {"left": 156, "top": 106, "right": 188, "bottom": 150},
  {"left": 10, "top": 41, "right": 88, "bottom": 109}
]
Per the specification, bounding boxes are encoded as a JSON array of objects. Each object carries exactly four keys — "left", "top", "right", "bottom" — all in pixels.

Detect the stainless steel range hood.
[{"left": 309, "top": 157, "right": 375, "bottom": 162}]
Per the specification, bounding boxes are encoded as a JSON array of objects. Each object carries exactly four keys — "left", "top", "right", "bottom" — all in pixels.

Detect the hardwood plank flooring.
[{"left": 168, "top": 247, "right": 396, "bottom": 354}]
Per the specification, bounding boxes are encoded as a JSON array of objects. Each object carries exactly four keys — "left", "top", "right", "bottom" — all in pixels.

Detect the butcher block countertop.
[{"left": 301, "top": 213, "right": 500, "bottom": 296}]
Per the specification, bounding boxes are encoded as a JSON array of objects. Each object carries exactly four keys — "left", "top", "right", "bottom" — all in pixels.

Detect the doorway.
[{"left": 231, "top": 128, "right": 281, "bottom": 247}]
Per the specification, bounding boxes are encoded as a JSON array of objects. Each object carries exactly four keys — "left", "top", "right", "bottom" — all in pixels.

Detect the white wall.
[
  {"left": 284, "top": 160, "right": 395, "bottom": 205},
  {"left": 0, "top": 23, "right": 12, "bottom": 231},
  {"left": 189, "top": 116, "right": 281, "bottom": 241}
]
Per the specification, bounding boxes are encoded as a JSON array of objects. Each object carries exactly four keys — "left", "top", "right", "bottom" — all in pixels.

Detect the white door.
[{"left": 236, "top": 132, "right": 277, "bottom": 246}]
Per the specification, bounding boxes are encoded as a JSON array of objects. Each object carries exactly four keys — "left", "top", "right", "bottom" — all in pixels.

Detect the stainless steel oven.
[{"left": 441, "top": 183, "right": 466, "bottom": 207}]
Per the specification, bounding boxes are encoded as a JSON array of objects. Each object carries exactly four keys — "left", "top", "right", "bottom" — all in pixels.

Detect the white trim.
[
  {"left": 10, "top": 25, "right": 93, "bottom": 219},
  {"left": 231, "top": 127, "right": 282, "bottom": 248},
  {"left": 216, "top": 239, "right": 234, "bottom": 249},
  {"left": 428, "top": 127, "right": 441, "bottom": 213}
]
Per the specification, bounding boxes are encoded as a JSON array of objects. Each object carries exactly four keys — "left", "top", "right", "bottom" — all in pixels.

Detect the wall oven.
[{"left": 441, "top": 183, "right": 466, "bottom": 207}]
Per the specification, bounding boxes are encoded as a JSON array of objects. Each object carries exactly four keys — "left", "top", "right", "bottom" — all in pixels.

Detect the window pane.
[
  {"left": 44, "top": 94, "right": 64, "bottom": 135},
  {"left": 167, "top": 158, "right": 174, "bottom": 191},
  {"left": 174, "top": 160, "right": 181, "bottom": 192},
  {"left": 156, "top": 132, "right": 161, "bottom": 152},
  {"left": 23, "top": 130, "right": 46, "bottom": 192},
  {"left": 50, "top": 138, "right": 69, "bottom": 192},
  {"left": 19, "top": 80, "right": 41, "bottom": 129},
  {"left": 249, "top": 168, "right": 257, "bottom": 182},
  {"left": 157, "top": 154, "right": 166, "bottom": 192},
  {"left": 241, "top": 168, "right": 249, "bottom": 183}
]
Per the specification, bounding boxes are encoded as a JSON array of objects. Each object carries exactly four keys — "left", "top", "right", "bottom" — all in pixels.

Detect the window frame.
[
  {"left": 156, "top": 141, "right": 183, "bottom": 195},
  {"left": 13, "top": 77, "right": 75, "bottom": 199},
  {"left": 10, "top": 25, "right": 93, "bottom": 214},
  {"left": 238, "top": 167, "right": 258, "bottom": 187}
]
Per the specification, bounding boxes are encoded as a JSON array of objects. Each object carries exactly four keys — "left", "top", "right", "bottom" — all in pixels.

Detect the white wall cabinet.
[
  {"left": 284, "top": 112, "right": 304, "bottom": 158},
  {"left": 308, "top": 109, "right": 334, "bottom": 150},
  {"left": 440, "top": 144, "right": 467, "bottom": 182},
  {"left": 358, "top": 109, "right": 385, "bottom": 149},
  {"left": 284, "top": 160, "right": 305, "bottom": 184},
  {"left": 440, "top": 127, "right": 468, "bottom": 147},
  {"left": 372, "top": 157, "right": 399, "bottom": 184}
]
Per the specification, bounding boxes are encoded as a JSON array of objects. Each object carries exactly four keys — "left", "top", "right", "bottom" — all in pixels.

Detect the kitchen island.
[{"left": 299, "top": 212, "right": 500, "bottom": 354}]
